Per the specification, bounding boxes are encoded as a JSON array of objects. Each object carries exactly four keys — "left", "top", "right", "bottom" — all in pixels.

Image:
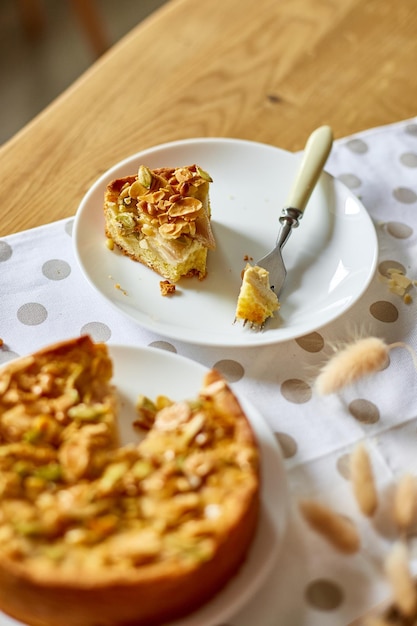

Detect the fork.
[{"left": 256, "top": 125, "right": 333, "bottom": 294}]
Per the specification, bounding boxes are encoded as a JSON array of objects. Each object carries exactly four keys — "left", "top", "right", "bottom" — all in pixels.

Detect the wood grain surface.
[{"left": 1, "top": 0, "right": 417, "bottom": 235}]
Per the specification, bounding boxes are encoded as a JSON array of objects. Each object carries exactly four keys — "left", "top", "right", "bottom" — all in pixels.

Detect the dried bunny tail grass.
[
  {"left": 298, "top": 499, "right": 360, "bottom": 554},
  {"left": 350, "top": 443, "right": 378, "bottom": 517},
  {"left": 315, "top": 337, "right": 389, "bottom": 395},
  {"left": 315, "top": 336, "right": 417, "bottom": 396},
  {"left": 393, "top": 473, "right": 417, "bottom": 532},
  {"left": 384, "top": 540, "right": 417, "bottom": 618},
  {"left": 363, "top": 618, "right": 391, "bottom": 626}
]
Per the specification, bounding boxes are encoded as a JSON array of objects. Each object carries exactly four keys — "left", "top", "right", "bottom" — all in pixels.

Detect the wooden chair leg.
[
  {"left": 68, "top": 0, "right": 110, "bottom": 57},
  {"left": 16, "top": 0, "right": 46, "bottom": 40}
]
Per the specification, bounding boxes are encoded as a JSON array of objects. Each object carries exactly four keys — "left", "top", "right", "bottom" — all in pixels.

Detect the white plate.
[
  {"left": 73, "top": 138, "right": 378, "bottom": 347},
  {"left": 0, "top": 345, "right": 288, "bottom": 626}
]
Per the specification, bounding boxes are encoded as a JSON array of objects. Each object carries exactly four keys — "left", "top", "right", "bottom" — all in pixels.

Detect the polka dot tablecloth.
[{"left": 1, "top": 117, "right": 417, "bottom": 626}]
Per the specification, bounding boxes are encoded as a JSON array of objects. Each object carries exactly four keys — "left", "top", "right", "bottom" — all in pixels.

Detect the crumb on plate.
[
  {"left": 160, "top": 280, "right": 176, "bottom": 297},
  {"left": 115, "top": 283, "right": 127, "bottom": 296}
]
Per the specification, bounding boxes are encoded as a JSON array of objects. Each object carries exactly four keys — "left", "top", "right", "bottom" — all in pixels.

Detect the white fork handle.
[{"left": 285, "top": 125, "right": 333, "bottom": 214}]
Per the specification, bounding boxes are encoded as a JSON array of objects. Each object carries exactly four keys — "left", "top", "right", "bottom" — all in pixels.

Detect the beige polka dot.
[
  {"left": 393, "top": 187, "right": 417, "bottom": 204},
  {"left": 336, "top": 453, "right": 351, "bottom": 479},
  {"left": 346, "top": 138, "right": 369, "bottom": 154},
  {"left": 369, "top": 300, "right": 399, "bottom": 323},
  {"left": 386, "top": 222, "right": 413, "bottom": 239},
  {"left": 17, "top": 303, "right": 48, "bottom": 326},
  {"left": 0, "top": 241, "right": 12, "bottom": 262},
  {"left": 400, "top": 152, "right": 417, "bottom": 168},
  {"left": 275, "top": 432, "right": 298, "bottom": 458},
  {"left": 65, "top": 219, "right": 74, "bottom": 236},
  {"left": 42, "top": 259, "right": 71, "bottom": 280},
  {"left": 405, "top": 123, "right": 417, "bottom": 136},
  {"left": 348, "top": 399, "right": 380, "bottom": 424},
  {"left": 0, "top": 349, "right": 19, "bottom": 365},
  {"left": 378, "top": 260, "right": 406, "bottom": 277},
  {"left": 281, "top": 379, "right": 312, "bottom": 403},
  {"left": 80, "top": 322, "right": 111, "bottom": 342},
  {"left": 148, "top": 341, "right": 177, "bottom": 353},
  {"left": 337, "top": 173, "right": 362, "bottom": 189},
  {"left": 305, "top": 579, "right": 344, "bottom": 610},
  {"left": 213, "top": 359, "right": 244, "bottom": 382},
  {"left": 296, "top": 332, "right": 324, "bottom": 353}
]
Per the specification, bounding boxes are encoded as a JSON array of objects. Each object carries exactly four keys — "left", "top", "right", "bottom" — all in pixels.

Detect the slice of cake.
[
  {"left": 0, "top": 337, "right": 260, "bottom": 626},
  {"left": 104, "top": 164, "right": 216, "bottom": 282},
  {"left": 235, "top": 263, "right": 280, "bottom": 328}
]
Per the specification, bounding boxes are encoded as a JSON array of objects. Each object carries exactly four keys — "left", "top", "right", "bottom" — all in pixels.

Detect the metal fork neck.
[
  {"left": 279, "top": 206, "right": 303, "bottom": 226},
  {"left": 276, "top": 207, "right": 303, "bottom": 248}
]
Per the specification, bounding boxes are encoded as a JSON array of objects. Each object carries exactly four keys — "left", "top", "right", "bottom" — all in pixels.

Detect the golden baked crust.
[
  {"left": 104, "top": 165, "right": 216, "bottom": 283},
  {"left": 235, "top": 263, "right": 280, "bottom": 327},
  {"left": 0, "top": 338, "right": 260, "bottom": 626}
]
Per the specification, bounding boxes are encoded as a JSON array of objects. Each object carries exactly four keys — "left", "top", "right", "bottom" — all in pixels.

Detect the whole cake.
[
  {"left": 235, "top": 263, "right": 280, "bottom": 327},
  {"left": 104, "top": 164, "right": 216, "bottom": 282},
  {"left": 0, "top": 336, "right": 260, "bottom": 626}
]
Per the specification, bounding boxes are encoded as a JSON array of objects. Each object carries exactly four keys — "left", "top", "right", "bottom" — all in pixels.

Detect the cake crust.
[{"left": 0, "top": 338, "right": 260, "bottom": 626}]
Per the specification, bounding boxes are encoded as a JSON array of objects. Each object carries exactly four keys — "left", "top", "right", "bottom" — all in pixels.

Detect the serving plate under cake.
[{"left": 73, "top": 138, "right": 378, "bottom": 347}]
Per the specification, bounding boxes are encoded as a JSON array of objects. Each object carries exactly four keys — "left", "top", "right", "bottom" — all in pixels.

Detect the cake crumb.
[
  {"left": 0, "top": 338, "right": 3, "bottom": 348},
  {"left": 381, "top": 268, "right": 414, "bottom": 300},
  {"left": 160, "top": 280, "right": 176, "bottom": 297},
  {"left": 115, "top": 283, "right": 127, "bottom": 296}
]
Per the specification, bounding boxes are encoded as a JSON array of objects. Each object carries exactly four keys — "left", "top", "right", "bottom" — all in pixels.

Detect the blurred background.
[{"left": 0, "top": 0, "right": 167, "bottom": 144}]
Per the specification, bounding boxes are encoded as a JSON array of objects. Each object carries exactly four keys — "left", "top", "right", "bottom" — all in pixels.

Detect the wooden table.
[{"left": 1, "top": 0, "right": 417, "bottom": 236}]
